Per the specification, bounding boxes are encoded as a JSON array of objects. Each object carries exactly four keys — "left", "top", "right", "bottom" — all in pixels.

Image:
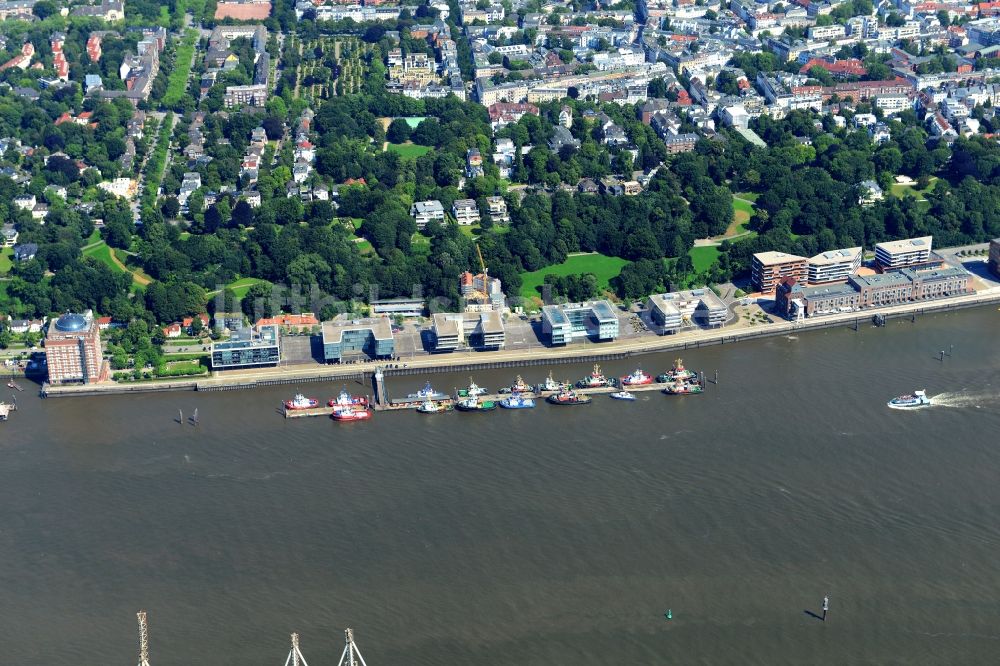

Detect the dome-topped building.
[
  {"left": 45, "top": 311, "right": 107, "bottom": 384},
  {"left": 54, "top": 313, "right": 88, "bottom": 332}
]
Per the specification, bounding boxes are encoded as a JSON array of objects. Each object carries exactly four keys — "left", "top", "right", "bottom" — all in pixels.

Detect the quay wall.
[{"left": 41, "top": 291, "right": 1000, "bottom": 398}]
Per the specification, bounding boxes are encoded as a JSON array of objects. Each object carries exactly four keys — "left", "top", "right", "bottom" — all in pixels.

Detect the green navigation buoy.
[{"left": 665, "top": 609, "right": 672, "bottom": 620}]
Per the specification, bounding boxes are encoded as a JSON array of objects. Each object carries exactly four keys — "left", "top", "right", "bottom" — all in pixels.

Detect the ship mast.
[
  {"left": 338, "top": 628, "right": 368, "bottom": 666},
  {"left": 284, "top": 632, "right": 310, "bottom": 666},
  {"left": 136, "top": 610, "right": 150, "bottom": 666}
]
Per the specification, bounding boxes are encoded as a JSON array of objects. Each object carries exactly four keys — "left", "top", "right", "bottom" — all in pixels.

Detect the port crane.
[
  {"left": 338, "top": 628, "right": 368, "bottom": 666},
  {"left": 136, "top": 610, "right": 150, "bottom": 666},
  {"left": 284, "top": 632, "right": 310, "bottom": 666}
]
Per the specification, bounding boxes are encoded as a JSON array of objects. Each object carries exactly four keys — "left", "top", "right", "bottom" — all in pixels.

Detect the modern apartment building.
[
  {"left": 211, "top": 325, "right": 280, "bottom": 369},
  {"left": 646, "top": 288, "right": 728, "bottom": 334},
  {"left": 807, "top": 247, "right": 862, "bottom": 284},
  {"left": 410, "top": 200, "right": 445, "bottom": 230},
  {"left": 321, "top": 319, "right": 395, "bottom": 363},
  {"left": 431, "top": 311, "right": 505, "bottom": 351},
  {"left": 751, "top": 251, "right": 808, "bottom": 294},
  {"left": 541, "top": 300, "right": 619, "bottom": 345},
  {"left": 874, "top": 236, "right": 938, "bottom": 272}
]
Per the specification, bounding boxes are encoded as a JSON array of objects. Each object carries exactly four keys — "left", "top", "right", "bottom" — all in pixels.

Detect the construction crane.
[
  {"left": 338, "top": 628, "right": 368, "bottom": 666},
  {"left": 475, "top": 243, "right": 487, "bottom": 275},
  {"left": 136, "top": 610, "right": 150, "bottom": 666},
  {"left": 284, "top": 632, "right": 310, "bottom": 666}
]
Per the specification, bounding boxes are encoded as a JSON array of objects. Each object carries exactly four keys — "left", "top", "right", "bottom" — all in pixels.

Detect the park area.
[{"left": 519, "top": 252, "right": 628, "bottom": 301}]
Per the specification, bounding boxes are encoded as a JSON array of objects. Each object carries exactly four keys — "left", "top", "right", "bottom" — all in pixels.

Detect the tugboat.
[
  {"left": 417, "top": 399, "right": 453, "bottom": 414},
  {"left": 620, "top": 368, "right": 653, "bottom": 386},
  {"left": 407, "top": 382, "right": 448, "bottom": 400},
  {"left": 546, "top": 389, "right": 592, "bottom": 406},
  {"left": 456, "top": 379, "right": 488, "bottom": 398},
  {"left": 455, "top": 394, "right": 498, "bottom": 412},
  {"left": 500, "top": 375, "right": 532, "bottom": 394},
  {"left": 887, "top": 390, "right": 932, "bottom": 409},
  {"left": 537, "top": 372, "right": 567, "bottom": 393},
  {"left": 331, "top": 405, "right": 373, "bottom": 421},
  {"left": 328, "top": 389, "right": 369, "bottom": 408},
  {"left": 284, "top": 394, "right": 318, "bottom": 410},
  {"left": 656, "top": 358, "right": 698, "bottom": 384},
  {"left": 663, "top": 381, "right": 704, "bottom": 395},
  {"left": 610, "top": 390, "right": 636, "bottom": 401},
  {"left": 499, "top": 392, "right": 535, "bottom": 409},
  {"left": 576, "top": 364, "right": 610, "bottom": 388}
]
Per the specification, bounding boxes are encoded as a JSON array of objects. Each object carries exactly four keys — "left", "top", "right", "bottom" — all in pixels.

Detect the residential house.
[{"left": 452, "top": 199, "right": 480, "bottom": 226}]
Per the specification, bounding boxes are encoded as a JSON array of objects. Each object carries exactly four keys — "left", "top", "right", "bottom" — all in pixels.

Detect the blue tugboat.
[{"left": 500, "top": 393, "right": 535, "bottom": 409}]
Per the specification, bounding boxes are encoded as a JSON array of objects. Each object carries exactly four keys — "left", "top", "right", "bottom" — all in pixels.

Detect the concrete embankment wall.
[{"left": 42, "top": 292, "right": 1000, "bottom": 398}]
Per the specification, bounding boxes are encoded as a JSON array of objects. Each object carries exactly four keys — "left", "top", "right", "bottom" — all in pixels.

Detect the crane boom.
[
  {"left": 137, "top": 610, "right": 150, "bottom": 666},
  {"left": 475, "top": 243, "right": 486, "bottom": 274}
]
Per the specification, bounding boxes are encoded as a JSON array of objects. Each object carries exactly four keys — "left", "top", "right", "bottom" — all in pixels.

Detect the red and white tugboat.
[
  {"left": 284, "top": 393, "right": 319, "bottom": 410},
  {"left": 576, "top": 363, "right": 610, "bottom": 388},
  {"left": 328, "top": 389, "right": 369, "bottom": 408},
  {"left": 332, "top": 404, "right": 373, "bottom": 421},
  {"left": 620, "top": 367, "right": 653, "bottom": 386}
]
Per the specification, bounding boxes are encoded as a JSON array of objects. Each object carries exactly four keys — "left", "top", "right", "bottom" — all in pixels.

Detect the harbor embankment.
[{"left": 42, "top": 289, "right": 1000, "bottom": 398}]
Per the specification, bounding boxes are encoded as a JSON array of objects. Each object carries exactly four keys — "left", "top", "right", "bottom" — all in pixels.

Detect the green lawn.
[
  {"left": 519, "top": 252, "right": 629, "bottom": 300},
  {"left": 890, "top": 177, "right": 938, "bottom": 200},
  {"left": 85, "top": 228, "right": 101, "bottom": 245},
  {"left": 734, "top": 191, "right": 759, "bottom": 203},
  {"left": 386, "top": 143, "right": 432, "bottom": 160},
  {"left": 0, "top": 247, "right": 13, "bottom": 275},
  {"left": 83, "top": 241, "right": 127, "bottom": 275},
  {"left": 225, "top": 277, "right": 269, "bottom": 299},
  {"left": 688, "top": 245, "right": 721, "bottom": 272}
]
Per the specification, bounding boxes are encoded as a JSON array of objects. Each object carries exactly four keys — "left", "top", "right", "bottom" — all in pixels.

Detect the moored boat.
[
  {"left": 456, "top": 378, "right": 488, "bottom": 398},
  {"left": 416, "top": 399, "right": 453, "bottom": 414},
  {"left": 499, "top": 393, "right": 535, "bottom": 409},
  {"left": 546, "top": 389, "right": 592, "bottom": 405},
  {"left": 455, "top": 395, "right": 498, "bottom": 412},
  {"left": 284, "top": 394, "right": 318, "bottom": 410},
  {"left": 610, "top": 390, "right": 636, "bottom": 401},
  {"left": 407, "top": 382, "right": 448, "bottom": 400},
  {"left": 663, "top": 381, "right": 704, "bottom": 395},
  {"left": 887, "top": 389, "right": 931, "bottom": 409},
  {"left": 538, "top": 372, "right": 568, "bottom": 393},
  {"left": 332, "top": 405, "right": 373, "bottom": 421},
  {"left": 328, "top": 389, "right": 369, "bottom": 408},
  {"left": 500, "top": 375, "right": 532, "bottom": 394},
  {"left": 576, "top": 364, "right": 609, "bottom": 388},
  {"left": 656, "top": 358, "right": 698, "bottom": 384},
  {"left": 620, "top": 368, "right": 653, "bottom": 386}
]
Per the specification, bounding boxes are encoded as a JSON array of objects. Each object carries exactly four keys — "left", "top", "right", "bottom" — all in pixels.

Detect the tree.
[{"left": 386, "top": 118, "right": 412, "bottom": 144}]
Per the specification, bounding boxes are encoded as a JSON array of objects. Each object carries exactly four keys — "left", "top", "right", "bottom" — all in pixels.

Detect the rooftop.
[
  {"left": 809, "top": 247, "right": 862, "bottom": 266},
  {"left": 754, "top": 251, "right": 807, "bottom": 266},
  {"left": 875, "top": 236, "right": 933, "bottom": 253},
  {"left": 322, "top": 318, "right": 393, "bottom": 343},
  {"left": 799, "top": 283, "right": 858, "bottom": 298}
]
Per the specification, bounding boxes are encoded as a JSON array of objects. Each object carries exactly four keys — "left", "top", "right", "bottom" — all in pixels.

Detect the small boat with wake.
[
  {"left": 610, "top": 390, "right": 636, "bottom": 401},
  {"left": 887, "top": 390, "right": 931, "bottom": 409},
  {"left": 663, "top": 381, "right": 703, "bottom": 395}
]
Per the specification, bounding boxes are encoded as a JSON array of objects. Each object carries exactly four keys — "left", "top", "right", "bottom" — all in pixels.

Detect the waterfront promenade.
[{"left": 42, "top": 286, "right": 1000, "bottom": 397}]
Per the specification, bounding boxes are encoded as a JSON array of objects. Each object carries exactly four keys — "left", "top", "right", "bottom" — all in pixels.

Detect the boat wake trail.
[{"left": 930, "top": 391, "right": 1000, "bottom": 410}]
